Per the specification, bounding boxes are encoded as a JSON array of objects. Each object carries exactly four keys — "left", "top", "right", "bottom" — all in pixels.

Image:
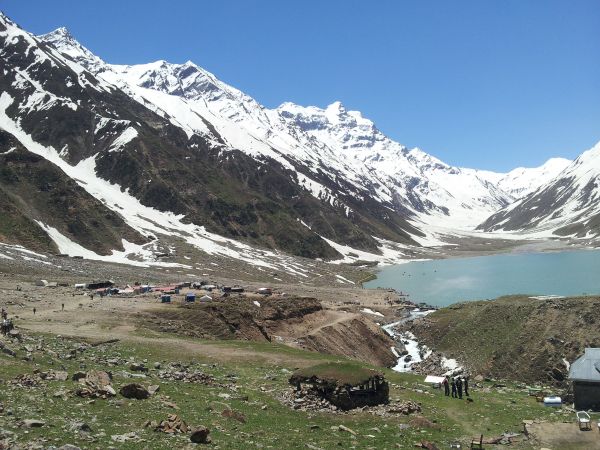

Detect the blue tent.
[{"left": 185, "top": 292, "right": 196, "bottom": 302}]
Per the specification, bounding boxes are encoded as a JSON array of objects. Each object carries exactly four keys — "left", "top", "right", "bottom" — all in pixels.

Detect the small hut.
[
  {"left": 289, "top": 362, "right": 389, "bottom": 410},
  {"left": 569, "top": 348, "right": 600, "bottom": 411}
]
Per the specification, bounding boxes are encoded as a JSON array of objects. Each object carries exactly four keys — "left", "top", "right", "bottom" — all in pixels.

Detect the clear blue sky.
[{"left": 2, "top": 0, "right": 599, "bottom": 171}]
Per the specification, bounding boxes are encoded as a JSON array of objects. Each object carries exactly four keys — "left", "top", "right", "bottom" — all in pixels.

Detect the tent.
[
  {"left": 199, "top": 295, "right": 212, "bottom": 302},
  {"left": 185, "top": 292, "right": 196, "bottom": 302}
]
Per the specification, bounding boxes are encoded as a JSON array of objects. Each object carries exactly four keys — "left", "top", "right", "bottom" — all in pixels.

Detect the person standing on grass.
[
  {"left": 443, "top": 375, "right": 450, "bottom": 396},
  {"left": 464, "top": 375, "right": 469, "bottom": 397},
  {"left": 457, "top": 376, "right": 463, "bottom": 399},
  {"left": 451, "top": 377, "right": 457, "bottom": 398}
]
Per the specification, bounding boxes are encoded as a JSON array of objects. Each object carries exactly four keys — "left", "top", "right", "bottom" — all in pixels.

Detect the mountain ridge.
[{"left": 0, "top": 12, "right": 593, "bottom": 272}]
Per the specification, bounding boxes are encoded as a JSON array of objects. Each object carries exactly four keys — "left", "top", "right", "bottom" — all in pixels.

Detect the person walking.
[
  {"left": 61, "top": 303, "right": 65, "bottom": 311},
  {"left": 464, "top": 375, "right": 470, "bottom": 397},
  {"left": 33, "top": 307, "right": 36, "bottom": 315},
  {"left": 451, "top": 377, "right": 457, "bottom": 398},
  {"left": 443, "top": 376, "right": 450, "bottom": 396},
  {"left": 457, "top": 376, "right": 463, "bottom": 399}
]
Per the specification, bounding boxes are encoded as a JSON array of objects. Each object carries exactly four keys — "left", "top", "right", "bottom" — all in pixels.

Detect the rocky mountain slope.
[
  {"left": 0, "top": 12, "right": 579, "bottom": 269},
  {"left": 406, "top": 295, "right": 600, "bottom": 386},
  {"left": 37, "top": 23, "right": 569, "bottom": 234},
  {"left": 479, "top": 142, "right": 600, "bottom": 238},
  {"left": 47, "top": 26, "right": 567, "bottom": 231},
  {"left": 0, "top": 13, "right": 428, "bottom": 267}
]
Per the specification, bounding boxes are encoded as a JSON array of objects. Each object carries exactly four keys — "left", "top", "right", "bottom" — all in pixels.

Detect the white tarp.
[{"left": 424, "top": 375, "right": 445, "bottom": 384}]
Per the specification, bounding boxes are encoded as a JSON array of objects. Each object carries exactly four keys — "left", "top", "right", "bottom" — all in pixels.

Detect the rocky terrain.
[
  {"left": 400, "top": 295, "right": 600, "bottom": 387},
  {"left": 0, "top": 298, "right": 585, "bottom": 450}
]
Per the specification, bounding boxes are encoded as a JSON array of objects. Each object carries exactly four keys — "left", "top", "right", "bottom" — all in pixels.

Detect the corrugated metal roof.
[{"left": 569, "top": 348, "right": 600, "bottom": 382}]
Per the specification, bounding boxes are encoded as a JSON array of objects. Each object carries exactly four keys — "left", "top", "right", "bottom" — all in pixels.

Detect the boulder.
[
  {"left": 22, "top": 419, "right": 45, "bottom": 428},
  {"left": 130, "top": 363, "right": 148, "bottom": 372},
  {"left": 85, "top": 370, "right": 112, "bottom": 387},
  {"left": 71, "top": 371, "right": 86, "bottom": 381},
  {"left": 120, "top": 383, "right": 150, "bottom": 400},
  {"left": 0, "top": 342, "right": 16, "bottom": 357},
  {"left": 190, "top": 426, "right": 211, "bottom": 444},
  {"left": 221, "top": 409, "right": 246, "bottom": 423}
]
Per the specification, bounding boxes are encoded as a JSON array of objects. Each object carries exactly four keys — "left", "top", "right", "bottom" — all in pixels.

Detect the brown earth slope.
[
  {"left": 407, "top": 295, "right": 600, "bottom": 386},
  {"left": 144, "top": 296, "right": 397, "bottom": 367}
]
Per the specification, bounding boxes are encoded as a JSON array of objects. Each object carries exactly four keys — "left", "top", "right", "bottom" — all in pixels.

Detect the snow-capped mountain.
[
  {"left": 0, "top": 12, "right": 425, "bottom": 269},
  {"left": 479, "top": 142, "right": 600, "bottom": 237},
  {"left": 495, "top": 158, "right": 571, "bottom": 198},
  {"left": 0, "top": 12, "right": 586, "bottom": 271},
  {"left": 37, "top": 27, "right": 569, "bottom": 232}
]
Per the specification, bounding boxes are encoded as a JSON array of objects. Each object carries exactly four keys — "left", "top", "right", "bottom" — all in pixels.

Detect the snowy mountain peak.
[
  {"left": 32, "top": 18, "right": 577, "bottom": 233},
  {"left": 38, "top": 27, "right": 105, "bottom": 71},
  {"left": 42, "top": 26, "right": 71, "bottom": 39}
]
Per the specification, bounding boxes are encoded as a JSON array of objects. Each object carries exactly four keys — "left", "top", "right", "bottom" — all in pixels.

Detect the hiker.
[
  {"left": 464, "top": 375, "right": 469, "bottom": 397},
  {"left": 451, "top": 377, "right": 457, "bottom": 398},
  {"left": 1, "top": 308, "right": 7, "bottom": 320},
  {"left": 443, "top": 375, "right": 450, "bottom": 396},
  {"left": 457, "top": 376, "right": 463, "bottom": 399},
  {"left": 33, "top": 307, "right": 36, "bottom": 315},
  {"left": 61, "top": 303, "right": 65, "bottom": 311}
]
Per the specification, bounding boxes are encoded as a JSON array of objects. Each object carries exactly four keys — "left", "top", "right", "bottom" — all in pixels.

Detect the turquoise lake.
[{"left": 364, "top": 249, "right": 600, "bottom": 307}]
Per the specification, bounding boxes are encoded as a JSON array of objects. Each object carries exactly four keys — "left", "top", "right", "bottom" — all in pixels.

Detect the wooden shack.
[{"left": 568, "top": 348, "right": 600, "bottom": 411}]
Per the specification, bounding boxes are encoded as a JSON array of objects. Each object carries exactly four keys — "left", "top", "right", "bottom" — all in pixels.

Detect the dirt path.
[{"left": 526, "top": 421, "right": 600, "bottom": 449}]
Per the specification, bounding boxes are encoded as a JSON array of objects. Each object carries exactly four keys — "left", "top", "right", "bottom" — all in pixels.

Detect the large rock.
[
  {"left": 190, "top": 426, "right": 211, "bottom": 444},
  {"left": 119, "top": 383, "right": 150, "bottom": 399},
  {"left": 22, "top": 419, "right": 45, "bottom": 428}
]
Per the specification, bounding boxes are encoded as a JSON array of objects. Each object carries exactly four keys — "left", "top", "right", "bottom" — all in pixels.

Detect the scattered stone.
[
  {"left": 153, "top": 414, "right": 189, "bottom": 433},
  {"left": 147, "top": 385, "right": 160, "bottom": 395},
  {"left": 10, "top": 373, "right": 39, "bottom": 388},
  {"left": 408, "top": 416, "right": 439, "bottom": 430},
  {"left": 221, "top": 408, "right": 247, "bottom": 423},
  {"left": 111, "top": 432, "right": 140, "bottom": 442},
  {"left": 22, "top": 419, "right": 45, "bottom": 428},
  {"left": 39, "top": 370, "right": 68, "bottom": 381},
  {"left": 71, "top": 371, "right": 86, "bottom": 381},
  {"left": 388, "top": 401, "right": 421, "bottom": 415},
  {"left": 120, "top": 383, "right": 150, "bottom": 400},
  {"left": 190, "top": 426, "right": 211, "bottom": 444},
  {"left": 0, "top": 341, "right": 16, "bottom": 357},
  {"left": 130, "top": 363, "right": 148, "bottom": 372},
  {"left": 69, "top": 421, "right": 92, "bottom": 433},
  {"left": 75, "top": 370, "right": 115, "bottom": 399},
  {"left": 57, "top": 445, "right": 82, "bottom": 450},
  {"left": 154, "top": 362, "right": 161, "bottom": 369},
  {"left": 338, "top": 425, "right": 356, "bottom": 435}
]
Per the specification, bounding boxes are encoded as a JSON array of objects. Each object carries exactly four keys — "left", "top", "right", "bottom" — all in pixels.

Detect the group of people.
[{"left": 442, "top": 375, "right": 469, "bottom": 399}]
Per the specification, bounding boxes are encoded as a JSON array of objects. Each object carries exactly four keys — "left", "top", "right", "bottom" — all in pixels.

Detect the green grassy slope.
[{"left": 0, "top": 331, "right": 581, "bottom": 449}]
